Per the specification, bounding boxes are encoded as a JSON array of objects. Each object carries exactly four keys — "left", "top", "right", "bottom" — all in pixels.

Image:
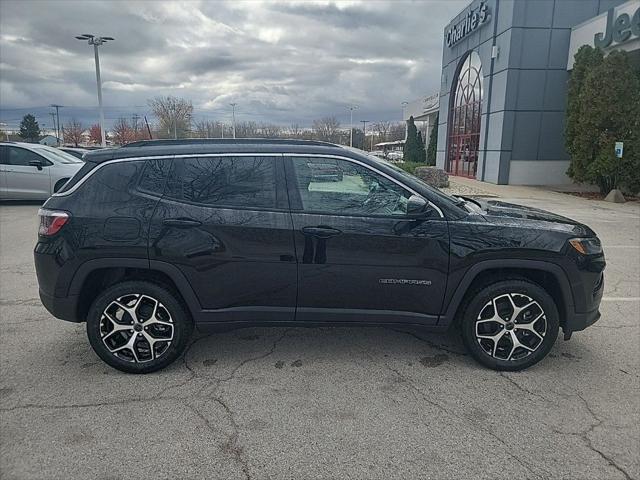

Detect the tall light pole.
[
  {"left": 76, "top": 34, "right": 114, "bottom": 147},
  {"left": 348, "top": 105, "right": 358, "bottom": 147},
  {"left": 360, "top": 120, "right": 369, "bottom": 151},
  {"left": 50, "top": 104, "right": 63, "bottom": 144},
  {"left": 401, "top": 101, "right": 409, "bottom": 140},
  {"left": 229, "top": 103, "right": 237, "bottom": 139}
]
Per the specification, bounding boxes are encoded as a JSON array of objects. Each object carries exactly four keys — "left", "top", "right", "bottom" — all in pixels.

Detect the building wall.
[{"left": 436, "top": 0, "right": 627, "bottom": 185}]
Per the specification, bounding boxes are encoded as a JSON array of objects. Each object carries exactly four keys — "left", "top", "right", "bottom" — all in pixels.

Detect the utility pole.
[
  {"left": 49, "top": 112, "right": 57, "bottom": 139},
  {"left": 132, "top": 114, "right": 140, "bottom": 139},
  {"left": 50, "top": 104, "right": 63, "bottom": 144},
  {"left": 360, "top": 120, "right": 369, "bottom": 151},
  {"left": 229, "top": 103, "right": 237, "bottom": 139},
  {"left": 348, "top": 105, "right": 358, "bottom": 147},
  {"left": 75, "top": 34, "right": 114, "bottom": 147}
]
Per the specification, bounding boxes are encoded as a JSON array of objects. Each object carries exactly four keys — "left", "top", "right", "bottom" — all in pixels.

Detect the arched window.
[{"left": 447, "top": 51, "right": 483, "bottom": 177}]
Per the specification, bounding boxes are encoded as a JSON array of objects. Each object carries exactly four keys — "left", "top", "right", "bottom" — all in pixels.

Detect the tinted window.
[
  {"left": 167, "top": 156, "right": 276, "bottom": 209},
  {"left": 32, "top": 146, "right": 81, "bottom": 164},
  {"left": 7, "top": 147, "right": 48, "bottom": 166},
  {"left": 290, "top": 157, "right": 412, "bottom": 216},
  {"left": 138, "top": 159, "right": 171, "bottom": 195}
]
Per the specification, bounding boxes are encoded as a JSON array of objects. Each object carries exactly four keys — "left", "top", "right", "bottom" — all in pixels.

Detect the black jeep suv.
[{"left": 34, "top": 139, "right": 605, "bottom": 373}]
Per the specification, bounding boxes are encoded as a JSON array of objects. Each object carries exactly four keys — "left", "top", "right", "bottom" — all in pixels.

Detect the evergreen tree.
[
  {"left": 18, "top": 114, "right": 41, "bottom": 142},
  {"left": 565, "top": 46, "right": 604, "bottom": 179},
  {"left": 403, "top": 116, "right": 425, "bottom": 163},
  {"left": 417, "top": 131, "right": 427, "bottom": 162},
  {"left": 426, "top": 113, "right": 439, "bottom": 166},
  {"left": 567, "top": 49, "right": 640, "bottom": 194}
]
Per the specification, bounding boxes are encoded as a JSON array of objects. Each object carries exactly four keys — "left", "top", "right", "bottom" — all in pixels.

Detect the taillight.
[{"left": 38, "top": 209, "right": 70, "bottom": 236}]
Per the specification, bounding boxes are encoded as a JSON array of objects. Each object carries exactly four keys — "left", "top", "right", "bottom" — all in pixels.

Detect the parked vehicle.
[
  {"left": 0, "top": 142, "right": 84, "bottom": 200},
  {"left": 34, "top": 139, "right": 605, "bottom": 373},
  {"left": 387, "top": 150, "right": 404, "bottom": 162},
  {"left": 309, "top": 162, "right": 344, "bottom": 182},
  {"left": 59, "top": 147, "right": 90, "bottom": 160}
]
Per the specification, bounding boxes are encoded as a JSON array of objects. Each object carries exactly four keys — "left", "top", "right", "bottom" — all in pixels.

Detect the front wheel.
[
  {"left": 86, "top": 281, "right": 193, "bottom": 374},
  {"left": 460, "top": 279, "right": 559, "bottom": 371}
]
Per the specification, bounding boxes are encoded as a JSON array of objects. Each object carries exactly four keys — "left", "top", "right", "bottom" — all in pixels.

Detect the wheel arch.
[
  {"left": 441, "top": 260, "right": 574, "bottom": 329},
  {"left": 69, "top": 258, "right": 202, "bottom": 322}
]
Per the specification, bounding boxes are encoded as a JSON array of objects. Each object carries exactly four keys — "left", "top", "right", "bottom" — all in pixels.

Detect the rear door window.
[{"left": 166, "top": 156, "right": 278, "bottom": 209}]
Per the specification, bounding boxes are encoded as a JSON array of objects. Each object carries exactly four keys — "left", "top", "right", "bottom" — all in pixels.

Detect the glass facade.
[{"left": 446, "top": 51, "right": 483, "bottom": 178}]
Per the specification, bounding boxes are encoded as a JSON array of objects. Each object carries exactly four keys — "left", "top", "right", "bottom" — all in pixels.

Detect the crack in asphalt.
[
  {"left": 211, "top": 395, "right": 251, "bottom": 480},
  {"left": 215, "top": 328, "right": 293, "bottom": 383},
  {"left": 386, "top": 327, "right": 468, "bottom": 356},
  {"left": 499, "top": 372, "right": 556, "bottom": 405},
  {"left": 357, "top": 344, "right": 545, "bottom": 479},
  {"left": 186, "top": 399, "right": 250, "bottom": 480},
  {"left": 551, "top": 393, "right": 634, "bottom": 480}
]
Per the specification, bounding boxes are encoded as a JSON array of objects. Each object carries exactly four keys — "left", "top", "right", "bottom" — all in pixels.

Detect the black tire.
[
  {"left": 53, "top": 178, "right": 69, "bottom": 193},
  {"left": 460, "top": 278, "right": 559, "bottom": 371},
  {"left": 86, "top": 281, "right": 193, "bottom": 374}
]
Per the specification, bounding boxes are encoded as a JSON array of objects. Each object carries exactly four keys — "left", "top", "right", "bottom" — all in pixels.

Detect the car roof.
[{"left": 82, "top": 138, "right": 358, "bottom": 163}]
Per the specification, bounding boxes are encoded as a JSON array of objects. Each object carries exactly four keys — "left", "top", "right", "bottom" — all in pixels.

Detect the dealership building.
[{"left": 427, "top": 0, "right": 640, "bottom": 185}]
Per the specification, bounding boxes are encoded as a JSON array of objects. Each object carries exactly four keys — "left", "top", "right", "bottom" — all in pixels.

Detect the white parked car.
[
  {"left": 387, "top": 150, "right": 404, "bottom": 162},
  {"left": 0, "top": 142, "right": 84, "bottom": 200}
]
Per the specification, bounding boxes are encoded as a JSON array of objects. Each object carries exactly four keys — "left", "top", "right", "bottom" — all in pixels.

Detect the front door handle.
[
  {"left": 301, "top": 225, "right": 342, "bottom": 239},
  {"left": 163, "top": 218, "right": 202, "bottom": 228}
]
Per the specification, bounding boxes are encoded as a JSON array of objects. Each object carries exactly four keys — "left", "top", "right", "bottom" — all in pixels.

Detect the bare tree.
[
  {"left": 260, "top": 123, "right": 283, "bottom": 138},
  {"left": 374, "top": 121, "right": 392, "bottom": 143},
  {"left": 235, "top": 121, "right": 259, "bottom": 138},
  {"left": 88, "top": 124, "right": 102, "bottom": 145},
  {"left": 389, "top": 122, "right": 406, "bottom": 141},
  {"left": 148, "top": 96, "right": 193, "bottom": 139},
  {"left": 112, "top": 117, "right": 135, "bottom": 145},
  {"left": 289, "top": 123, "right": 302, "bottom": 138},
  {"left": 62, "top": 118, "right": 84, "bottom": 147},
  {"left": 312, "top": 116, "right": 341, "bottom": 143},
  {"left": 193, "top": 119, "right": 217, "bottom": 138}
]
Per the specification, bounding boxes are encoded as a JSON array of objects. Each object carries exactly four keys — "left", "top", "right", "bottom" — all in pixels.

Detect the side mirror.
[
  {"left": 29, "top": 160, "right": 44, "bottom": 171},
  {"left": 406, "top": 194, "right": 428, "bottom": 217}
]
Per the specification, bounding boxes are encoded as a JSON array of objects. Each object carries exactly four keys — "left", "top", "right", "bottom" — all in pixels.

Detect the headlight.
[{"left": 568, "top": 237, "right": 602, "bottom": 255}]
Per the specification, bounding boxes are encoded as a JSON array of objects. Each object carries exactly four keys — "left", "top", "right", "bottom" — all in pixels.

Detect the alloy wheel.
[
  {"left": 100, "top": 293, "right": 174, "bottom": 363},
  {"left": 475, "top": 293, "right": 547, "bottom": 361}
]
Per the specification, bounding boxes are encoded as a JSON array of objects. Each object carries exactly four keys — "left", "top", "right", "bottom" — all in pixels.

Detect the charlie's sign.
[{"left": 446, "top": 2, "right": 490, "bottom": 48}]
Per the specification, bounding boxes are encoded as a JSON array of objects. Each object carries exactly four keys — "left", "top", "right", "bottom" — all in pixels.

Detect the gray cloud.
[{"left": 0, "top": 0, "right": 466, "bottom": 129}]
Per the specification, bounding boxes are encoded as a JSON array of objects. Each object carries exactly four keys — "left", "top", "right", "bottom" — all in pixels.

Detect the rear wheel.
[
  {"left": 460, "top": 279, "right": 559, "bottom": 371},
  {"left": 86, "top": 281, "right": 193, "bottom": 374}
]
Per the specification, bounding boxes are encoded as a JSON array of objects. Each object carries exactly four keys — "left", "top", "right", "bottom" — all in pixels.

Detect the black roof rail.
[{"left": 124, "top": 138, "right": 337, "bottom": 148}]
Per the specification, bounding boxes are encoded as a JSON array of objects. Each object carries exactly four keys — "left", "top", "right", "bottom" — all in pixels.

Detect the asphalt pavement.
[{"left": 1, "top": 188, "right": 638, "bottom": 480}]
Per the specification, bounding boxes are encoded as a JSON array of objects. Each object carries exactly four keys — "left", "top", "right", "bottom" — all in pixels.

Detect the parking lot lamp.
[
  {"left": 230, "top": 103, "right": 237, "bottom": 139},
  {"left": 75, "top": 34, "right": 114, "bottom": 147},
  {"left": 348, "top": 105, "right": 358, "bottom": 147}
]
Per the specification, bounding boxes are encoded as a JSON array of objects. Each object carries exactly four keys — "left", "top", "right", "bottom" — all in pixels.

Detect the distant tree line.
[{"left": 11, "top": 95, "right": 410, "bottom": 149}]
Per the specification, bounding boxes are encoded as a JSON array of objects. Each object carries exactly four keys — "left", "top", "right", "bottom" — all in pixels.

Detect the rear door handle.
[
  {"left": 301, "top": 225, "right": 342, "bottom": 238},
  {"left": 163, "top": 218, "right": 202, "bottom": 228}
]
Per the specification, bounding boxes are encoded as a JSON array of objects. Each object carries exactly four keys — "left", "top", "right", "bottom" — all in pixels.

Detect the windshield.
[{"left": 31, "top": 145, "right": 84, "bottom": 164}]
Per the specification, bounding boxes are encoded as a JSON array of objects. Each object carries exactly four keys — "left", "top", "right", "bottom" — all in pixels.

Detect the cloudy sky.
[{"left": 0, "top": 0, "right": 465, "bottom": 131}]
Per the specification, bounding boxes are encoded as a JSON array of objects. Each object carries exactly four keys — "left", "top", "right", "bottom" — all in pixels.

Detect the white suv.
[{"left": 0, "top": 142, "right": 84, "bottom": 200}]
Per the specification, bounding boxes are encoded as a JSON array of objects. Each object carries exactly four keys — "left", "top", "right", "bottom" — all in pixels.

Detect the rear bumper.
[{"left": 39, "top": 289, "right": 81, "bottom": 323}]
